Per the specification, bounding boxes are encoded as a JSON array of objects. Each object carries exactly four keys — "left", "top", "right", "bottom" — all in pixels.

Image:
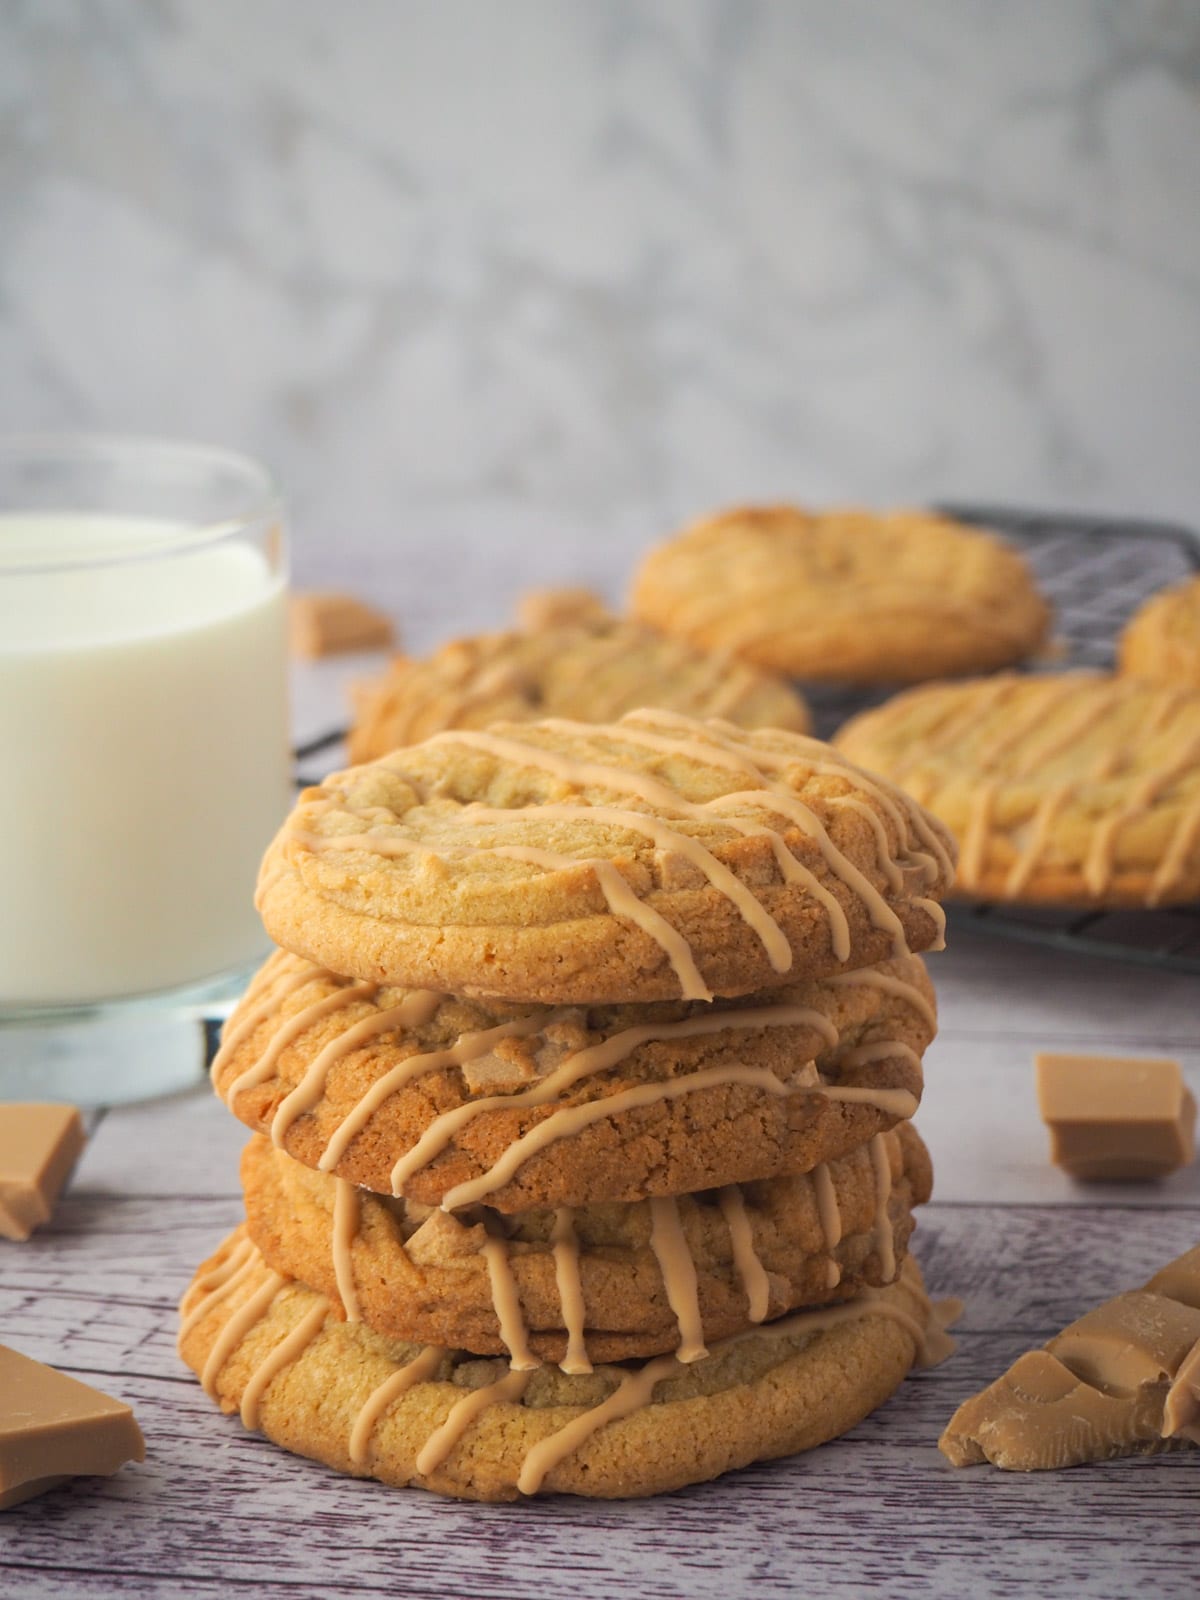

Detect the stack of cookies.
[{"left": 180, "top": 710, "right": 957, "bottom": 1500}]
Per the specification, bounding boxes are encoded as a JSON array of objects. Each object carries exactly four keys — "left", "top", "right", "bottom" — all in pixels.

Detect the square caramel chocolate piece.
[
  {"left": 0, "top": 1104, "right": 87, "bottom": 1241},
  {"left": 1035, "top": 1053, "right": 1195, "bottom": 1181},
  {"left": 0, "top": 1344, "right": 145, "bottom": 1509}
]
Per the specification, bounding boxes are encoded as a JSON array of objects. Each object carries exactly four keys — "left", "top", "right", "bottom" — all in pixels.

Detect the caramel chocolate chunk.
[
  {"left": 0, "top": 1103, "right": 86, "bottom": 1242},
  {"left": 940, "top": 1244, "right": 1200, "bottom": 1471},
  {"left": 0, "top": 1344, "right": 144, "bottom": 1509},
  {"left": 1146, "top": 1243, "right": 1200, "bottom": 1308},
  {"left": 289, "top": 591, "right": 395, "bottom": 658},
  {"left": 1163, "top": 1339, "right": 1200, "bottom": 1444},
  {"left": 1035, "top": 1052, "right": 1196, "bottom": 1180},
  {"left": 939, "top": 1350, "right": 1169, "bottom": 1469}
]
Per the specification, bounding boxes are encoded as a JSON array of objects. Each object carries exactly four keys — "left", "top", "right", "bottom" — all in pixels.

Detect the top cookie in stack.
[
  {"left": 181, "top": 710, "right": 956, "bottom": 1501},
  {"left": 258, "top": 709, "right": 954, "bottom": 1005}
]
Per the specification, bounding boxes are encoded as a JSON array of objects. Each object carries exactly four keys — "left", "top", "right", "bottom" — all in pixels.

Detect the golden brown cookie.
[
  {"left": 258, "top": 710, "right": 955, "bottom": 1004},
  {"left": 630, "top": 505, "right": 1050, "bottom": 683},
  {"left": 1118, "top": 576, "right": 1200, "bottom": 688},
  {"left": 241, "top": 1123, "right": 931, "bottom": 1365},
  {"left": 178, "top": 1229, "right": 947, "bottom": 1501},
  {"left": 214, "top": 949, "right": 935, "bottom": 1211},
  {"left": 837, "top": 673, "right": 1200, "bottom": 906},
  {"left": 348, "top": 592, "right": 810, "bottom": 763}
]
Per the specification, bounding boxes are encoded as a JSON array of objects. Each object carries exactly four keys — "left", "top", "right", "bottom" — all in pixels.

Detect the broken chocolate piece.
[
  {"left": 1163, "top": 1339, "right": 1200, "bottom": 1444},
  {"left": 1035, "top": 1052, "right": 1195, "bottom": 1180},
  {"left": 0, "top": 1103, "right": 86, "bottom": 1242},
  {"left": 0, "top": 1344, "right": 145, "bottom": 1509},
  {"left": 289, "top": 591, "right": 395, "bottom": 658},
  {"left": 939, "top": 1349, "right": 1169, "bottom": 1470},
  {"left": 940, "top": 1243, "right": 1200, "bottom": 1470}
]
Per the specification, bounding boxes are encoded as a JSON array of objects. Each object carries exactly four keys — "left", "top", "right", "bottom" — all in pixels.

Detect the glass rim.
[{"left": 0, "top": 431, "right": 284, "bottom": 576}]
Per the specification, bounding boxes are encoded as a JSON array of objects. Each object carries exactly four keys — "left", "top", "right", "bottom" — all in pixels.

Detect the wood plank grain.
[{"left": 3, "top": 1196, "right": 1198, "bottom": 1600}]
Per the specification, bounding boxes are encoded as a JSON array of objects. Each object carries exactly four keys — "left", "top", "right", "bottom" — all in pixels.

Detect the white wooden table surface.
[{"left": 3, "top": 649, "right": 1199, "bottom": 1600}]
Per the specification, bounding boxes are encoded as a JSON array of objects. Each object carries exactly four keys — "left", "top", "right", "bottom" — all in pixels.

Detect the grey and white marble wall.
[{"left": 2, "top": 0, "right": 1198, "bottom": 641}]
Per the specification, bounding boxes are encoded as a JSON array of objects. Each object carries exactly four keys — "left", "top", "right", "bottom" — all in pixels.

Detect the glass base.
[{"left": 0, "top": 966, "right": 255, "bottom": 1108}]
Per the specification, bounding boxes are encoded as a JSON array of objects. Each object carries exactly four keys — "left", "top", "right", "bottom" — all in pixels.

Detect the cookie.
[
  {"left": 178, "top": 1229, "right": 948, "bottom": 1501},
  {"left": 214, "top": 949, "right": 935, "bottom": 1210},
  {"left": 1118, "top": 576, "right": 1200, "bottom": 688},
  {"left": 241, "top": 1123, "right": 932, "bottom": 1365},
  {"left": 348, "top": 592, "right": 810, "bottom": 763},
  {"left": 836, "top": 673, "right": 1200, "bottom": 906},
  {"left": 630, "top": 505, "right": 1050, "bottom": 683},
  {"left": 258, "top": 709, "right": 955, "bottom": 1004}
]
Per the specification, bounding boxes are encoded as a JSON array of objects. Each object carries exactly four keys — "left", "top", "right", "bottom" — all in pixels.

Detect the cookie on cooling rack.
[
  {"left": 1118, "top": 576, "right": 1200, "bottom": 688},
  {"left": 630, "top": 505, "right": 1050, "bottom": 684},
  {"left": 214, "top": 948, "right": 935, "bottom": 1211},
  {"left": 347, "top": 590, "right": 810, "bottom": 763},
  {"left": 836, "top": 673, "right": 1200, "bottom": 907},
  {"left": 257, "top": 710, "right": 955, "bottom": 1006},
  {"left": 179, "top": 1229, "right": 945, "bottom": 1501}
]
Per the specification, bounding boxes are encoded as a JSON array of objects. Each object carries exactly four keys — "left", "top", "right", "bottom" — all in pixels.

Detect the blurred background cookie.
[
  {"left": 836, "top": 673, "right": 1200, "bottom": 907},
  {"left": 630, "top": 505, "right": 1051, "bottom": 684},
  {"left": 1118, "top": 576, "right": 1200, "bottom": 687},
  {"left": 348, "top": 590, "right": 810, "bottom": 762}
]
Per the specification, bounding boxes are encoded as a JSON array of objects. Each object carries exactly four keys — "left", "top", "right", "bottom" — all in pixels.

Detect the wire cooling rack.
[{"left": 807, "top": 505, "right": 1200, "bottom": 977}]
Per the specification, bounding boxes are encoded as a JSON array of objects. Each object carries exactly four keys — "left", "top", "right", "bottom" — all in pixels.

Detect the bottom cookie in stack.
[{"left": 178, "top": 1121, "right": 950, "bottom": 1501}]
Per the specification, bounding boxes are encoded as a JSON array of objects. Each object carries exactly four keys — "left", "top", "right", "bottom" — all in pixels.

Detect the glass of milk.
[{"left": 0, "top": 435, "right": 291, "bottom": 1105}]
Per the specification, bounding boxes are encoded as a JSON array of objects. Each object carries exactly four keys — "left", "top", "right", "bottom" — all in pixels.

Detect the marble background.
[{"left": 2, "top": 0, "right": 1199, "bottom": 643}]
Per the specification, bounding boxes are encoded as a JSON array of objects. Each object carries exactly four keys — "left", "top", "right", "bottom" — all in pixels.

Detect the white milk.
[{"left": 0, "top": 514, "right": 290, "bottom": 1006}]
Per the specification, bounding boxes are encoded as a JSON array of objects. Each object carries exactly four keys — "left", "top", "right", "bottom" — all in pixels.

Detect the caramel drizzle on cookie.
[
  {"left": 416, "top": 1367, "right": 535, "bottom": 1477},
  {"left": 270, "top": 988, "right": 443, "bottom": 1145},
  {"left": 896, "top": 676, "right": 1200, "bottom": 898},
  {"left": 380, "top": 1002, "right": 839, "bottom": 1199},
  {"left": 176, "top": 1234, "right": 257, "bottom": 1352},
  {"left": 222, "top": 968, "right": 919, "bottom": 1224},
  {"left": 869, "top": 1133, "right": 897, "bottom": 1282},
  {"left": 319, "top": 1014, "right": 555, "bottom": 1172},
  {"left": 211, "top": 960, "right": 330, "bottom": 1093},
  {"left": 288, "top": 713, "right": 949, "bottom": 998},
  {"left": 189, "top": 1242, "right": 949, "bottom": 1494},
  {"left": 825, "top": 966, "right": 936, "bottom": 1031},
  {"left": 200, "top": 1270, "right": 287, "bottom": 1400},
  {"left": 480, "top": 1229, "right": 540, "bottom": 1371},
  {"left": 350, "top": 1347, "right": 444, "bottom": 1465},
  {"left": 240, "top": 1302, "right": 329, "bottom": 1429},
  {"left": 551, "top": 1208, "right": 592, "bottom": 1375},
  {"left": 424, "top": 722, "right": 915, "bottom": 963},
  {"left": 319, "top": 1158, "right": 900, "bottom": 1370},
  {"left": 425, "top": 1060, "right": 918, "bottom": 1214},
  {"left": 648, "top": 1197, "right": 709, "bottom": 1363},
  {"left": 220, "top": 978, "right": 379, "bottom": 1106},
  {"left": 716, "top": 1187, "right": 772, "bottom": 1323},
  {"left": 812, "top": 1164, "right": 843, "bottom": 1289},
  {"left": 694, "top": 714, "right": 954, "bottom": 885},
  {"left": 331, "top": 1179, "right": 362, "bottom": 1323}
]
